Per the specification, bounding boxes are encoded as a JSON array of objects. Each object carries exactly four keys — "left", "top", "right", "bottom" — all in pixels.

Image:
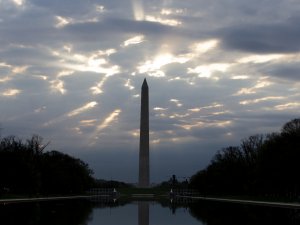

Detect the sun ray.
[
  {"left": 43, "top": 101, "right": 98, "bottom": 126},
  {"left": 12, "top": 0, "right": 25, "bottom": 6},
  {"left": 94, "top": 109, "right": 121, "bottom": 133},
  {"left": 2, "top": 89, "right": 21, "bottom": 97},
  {"left": 132, "top": 0, "right": 144, "bottom": 21},
  {"left": 90, "top": 76, "right": 107, "bottom": 95},
  {"left": 240, "top": 96, "right": 284, "bottom": 105},
  {"left": 122, "top": 35, "right": 145, "bottom": 47},
  {"left": 145, "top": 15, "right": 181, "bottom": 26},
  {"left": 67, "top": 102, "right": 98, "bottom": 117},
  {"left": 55, "top": 16, "right": 72, "bottom": 28},
  {"left": 275, "top": 102, "right": 300, "bottom": 110},
  {"left": 137, "top": 53, "right": 190, "bottom": 77},
  {"left": 50, "top": 79, "right": 66, "bottom": 94},
  {"left": 89, "top": 109, "right": 122, "bottom": 145}
]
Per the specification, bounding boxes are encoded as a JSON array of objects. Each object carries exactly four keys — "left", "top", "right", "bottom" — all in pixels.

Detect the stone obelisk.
[{"left": 139, "top": 78, "right": 150, "bottom": 187}]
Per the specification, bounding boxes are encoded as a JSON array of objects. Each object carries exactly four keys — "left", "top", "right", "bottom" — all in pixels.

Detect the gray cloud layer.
[{"left": 0, "top": 0, "right": 299, "bottom": 182}]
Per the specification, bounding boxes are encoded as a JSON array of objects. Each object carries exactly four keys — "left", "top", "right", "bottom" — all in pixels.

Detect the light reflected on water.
[
  {"left": 138, "top": 201, "right": 149, "bottom": 225},
  {"left": 88, "top": 200, "right": 198, "bottom": 225},
  {"left": 1, "top": 198, "right": 300, "bottom": 225}
]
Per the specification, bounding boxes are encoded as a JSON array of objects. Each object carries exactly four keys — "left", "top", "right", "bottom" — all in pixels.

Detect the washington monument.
[{"left": 139, "top": 78, "right": 150, "bottom": 187}]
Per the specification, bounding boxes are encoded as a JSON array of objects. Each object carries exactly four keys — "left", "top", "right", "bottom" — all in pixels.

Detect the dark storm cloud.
[
  {"left": 219, "top": 16, "right": 300, "bottom": 53},
  {"left": 64, "top": 17, "right": 176, "bottom": 40},
  {"left": 30, "top": 0, "right": 94, "bottom": 16},
  {"left": 262, "top": 62, "right": 300, "bottom": 81},
  {"left": 6, "top": 74, "right": 48, "bottom": 92},
  {"left": 62, "top": 72, "right": 101, "bottom": 91},
  {"left": 0, "top": 46, "right": 58, "bottom": 66}
]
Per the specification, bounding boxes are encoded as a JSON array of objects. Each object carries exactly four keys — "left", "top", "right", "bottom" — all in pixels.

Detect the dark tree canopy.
[
  {"left": 281, "top": 118, "right": 300, "bottom": 135},
  {"left": 0, "top": 135, "right": 94, "bottom": 196},
  {"left": 190, "top": 118, "right": 300, "bottom": 199}
]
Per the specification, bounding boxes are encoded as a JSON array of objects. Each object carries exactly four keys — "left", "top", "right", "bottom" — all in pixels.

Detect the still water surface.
[{"left": 1, "top": 198, "right": 300, "bottom": 225}]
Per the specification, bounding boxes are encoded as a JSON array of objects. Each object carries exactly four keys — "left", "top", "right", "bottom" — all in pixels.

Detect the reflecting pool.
[{"left": 1, "top": 197, "right": 300, "bottom": 225}]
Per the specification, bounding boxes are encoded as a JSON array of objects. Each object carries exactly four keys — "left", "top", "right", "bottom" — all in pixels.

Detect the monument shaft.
[{"left": 139, "top": 79, "right": 149, "bottom": 187}]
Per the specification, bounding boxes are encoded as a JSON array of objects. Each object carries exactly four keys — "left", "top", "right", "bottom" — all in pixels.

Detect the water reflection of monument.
[{"left": 138, "top": 202, "right": 149, "bottom": 225}]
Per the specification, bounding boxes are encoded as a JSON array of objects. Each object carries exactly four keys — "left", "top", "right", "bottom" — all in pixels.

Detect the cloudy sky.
[{"left": 0, "top": 0, "right": 299, "bottom": 183}]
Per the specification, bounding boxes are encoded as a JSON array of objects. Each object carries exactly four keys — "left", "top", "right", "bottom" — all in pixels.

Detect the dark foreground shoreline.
[
  {"left": 0, "top": 195, "right": 106, "bottom": 204},
  {"left": 184, "top": 196, "right": 300, "bottom": 209},
  {"left": 1, "top": 194, "right": 300, "bottom": 209}
]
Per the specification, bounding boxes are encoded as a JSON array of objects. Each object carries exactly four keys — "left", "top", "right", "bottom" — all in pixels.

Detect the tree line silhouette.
[
  {"left": 0, "top": 135, "right": 94, "bottom": 196},
  {"left": 190, "top": 118, "right": 300, "bottom": 199},
  {"left": 1, "top": 118, "right": 299, "bottom": 198}
]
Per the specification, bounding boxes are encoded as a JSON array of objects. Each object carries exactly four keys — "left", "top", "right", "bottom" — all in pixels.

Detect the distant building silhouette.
[{"left": 139, "top": 79, "right": 150, "bottom": 187}]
